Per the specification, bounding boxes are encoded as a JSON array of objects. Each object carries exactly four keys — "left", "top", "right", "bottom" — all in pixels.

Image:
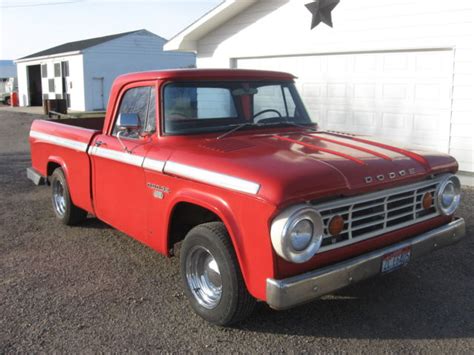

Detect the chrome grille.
[{"left": 312, "top": 177, "right": 442, "bottom": 252}]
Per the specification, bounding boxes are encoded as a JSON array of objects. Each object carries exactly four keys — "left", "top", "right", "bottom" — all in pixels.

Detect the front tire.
[
  {"left": 50, "top": 168, "right": 87, "bottom": 225},
  {"left": 180, "top": 222, "right": 256, "bottom": 325}
]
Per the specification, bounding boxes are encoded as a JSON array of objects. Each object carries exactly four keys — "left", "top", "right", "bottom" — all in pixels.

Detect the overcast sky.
[{"left": 0, "top": 0, "right": 221, "bottom": 59}]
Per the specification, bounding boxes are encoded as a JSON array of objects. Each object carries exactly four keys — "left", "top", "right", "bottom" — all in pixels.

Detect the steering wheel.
[{"left": 252, "top": 109, "right": 282, "bottom": 122}]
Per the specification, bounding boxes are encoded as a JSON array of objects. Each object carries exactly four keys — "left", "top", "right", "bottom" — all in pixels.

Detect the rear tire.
[
  {"left": 50, "top": 168, "right": 87, "bottom": 225},
  {"left": 5, "top": 97, "right": 11, "bottom": 106},
  {"left": 180, "top": 222, "right": 256, "bottom": 326}
]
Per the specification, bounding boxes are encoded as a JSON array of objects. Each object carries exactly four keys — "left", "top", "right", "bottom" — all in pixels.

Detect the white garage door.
[{"left": 236, "top": 50, "right": 454, "bottom": 153}]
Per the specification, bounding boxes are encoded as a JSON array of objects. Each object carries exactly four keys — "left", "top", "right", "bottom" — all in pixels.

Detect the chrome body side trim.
[
  {"left": 164, "top": 161, "right": 260, "bottom": 195},
  {"left": 30, "top": 130, "right": 259, "bottom": 194},
  {"left": 266, "top": 218, "right": 465, "bottom": 310},
  {"left": 89, "top": 146, "right": 144, "bottom": 167},
  {"left": 30, "top": 130, "right": 88, "bottom": 152},
  {"left": 142, "top": 157, "right": 166, "bottom": 173}
]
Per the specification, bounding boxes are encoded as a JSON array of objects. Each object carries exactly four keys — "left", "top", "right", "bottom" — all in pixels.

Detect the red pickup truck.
[{"left": 28, "top": 69, "right": 465, "bottom": 325}]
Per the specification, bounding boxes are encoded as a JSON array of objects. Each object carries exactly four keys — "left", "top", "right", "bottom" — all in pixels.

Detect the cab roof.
[{"left": 115, "top": 68, "right": 296, "bottom": 85}]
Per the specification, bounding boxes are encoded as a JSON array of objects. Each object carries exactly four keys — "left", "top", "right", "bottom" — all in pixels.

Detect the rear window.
[{"left": 164, "top": 86, "right": 237, "bottom": 120}]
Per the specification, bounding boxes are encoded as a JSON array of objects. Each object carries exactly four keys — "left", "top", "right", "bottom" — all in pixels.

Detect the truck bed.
[
  {"left": 46, "top": 116, "right": 105, "bottom": 131},
  {"left": 29, "top": 117, "right": 104, "bottom": 214}
]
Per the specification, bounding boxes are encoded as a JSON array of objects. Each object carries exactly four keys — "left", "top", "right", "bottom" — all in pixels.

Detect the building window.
[
  {"left": 54, "top": 63, "right": 61, "bottom": 77},
  {"left": 41, "top": 64, "right": 47, "bottom": 78},
  {"left": 61, "top": 61, "right": 69, "bottom": 77},
  {"left": 55, "top": 94, "right": 62, "bottom": 99},
  {"left": 48, "top": 79, "right": 55, "bottom": 92},
  {"left": 43, "top": 94, "right": 49, "bottom": 100},
  {"left": 66, "top": 94, "right": 71, "bottom": 108}
]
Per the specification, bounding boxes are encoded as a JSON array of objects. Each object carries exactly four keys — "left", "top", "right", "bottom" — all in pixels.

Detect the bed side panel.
[{"left": 29, "top": 119, "right": 98, "bottom": 213}]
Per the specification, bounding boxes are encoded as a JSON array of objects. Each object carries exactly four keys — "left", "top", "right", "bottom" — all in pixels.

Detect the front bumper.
[{"left": 266, "top": 218, "right": 466, "bottom": 310}]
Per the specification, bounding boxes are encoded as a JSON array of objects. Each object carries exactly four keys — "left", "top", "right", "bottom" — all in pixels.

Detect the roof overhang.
[
  {"left": 15, "top": 50, "right": 82, "bottom": 64},
  {"left": 164, "top": 0, "right": 257, "bottom": 52}
]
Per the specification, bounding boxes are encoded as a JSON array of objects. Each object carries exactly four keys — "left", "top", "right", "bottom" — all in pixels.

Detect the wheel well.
[
  {"left": 46, "top": 162, "right": 61, "bottom": 183},
  {"left": 169, "top": 202, "right": 221, "bottom": 250}
]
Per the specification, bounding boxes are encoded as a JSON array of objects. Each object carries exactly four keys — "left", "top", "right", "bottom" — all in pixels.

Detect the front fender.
[
  {"left": 165, "top": 187, "right": 244, "bottom": 262},
  {"left": 162, "top": 187, "right": 277, "bottom": 301}
]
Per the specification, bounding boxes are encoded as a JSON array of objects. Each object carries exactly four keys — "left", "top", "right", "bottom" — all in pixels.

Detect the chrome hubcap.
[
  {"left": 185, "top": 246, "right": 222, "bottom": 309},
  {"left": 52, "top": 179, "right": 66, "bottom": 216}
]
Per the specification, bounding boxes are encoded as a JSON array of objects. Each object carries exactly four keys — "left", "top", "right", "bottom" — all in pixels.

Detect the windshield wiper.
[
  {"left": 217, "top": 121, "right": 318, "bottom": 140},
  {"left": 217, "top": 122, "right": 260, "bottom": 140}
]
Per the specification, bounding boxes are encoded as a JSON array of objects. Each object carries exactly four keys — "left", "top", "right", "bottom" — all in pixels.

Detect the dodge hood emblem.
[{"left": 365, "top": 169, "right": 416, "bottom": 183}]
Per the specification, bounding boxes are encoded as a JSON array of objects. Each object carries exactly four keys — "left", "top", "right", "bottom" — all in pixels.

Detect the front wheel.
[
  {"left": 180, "top": 222, "right": 256, "bottom": 325},
  {"left": 50, "top": 168, "right": 87, "bottom": 225}
]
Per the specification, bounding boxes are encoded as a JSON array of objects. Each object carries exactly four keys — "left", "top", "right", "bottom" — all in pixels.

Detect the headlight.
[
  {"left": 271, "top": 206, "right": 323, "bottom": 263},
  {"left": 290, "top": 219, "right": 314, "bottom": 251},
  {"left": 436, "top": 175, "right": 461, "bottom": 215}
]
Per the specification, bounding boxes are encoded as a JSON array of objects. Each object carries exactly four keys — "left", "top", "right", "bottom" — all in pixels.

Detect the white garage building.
[
  {"left": 16, "top": 29, "right": 195, "bottom": 111},
  {"left": 165, "top": 0, "right": 473, "bottom": 173}
]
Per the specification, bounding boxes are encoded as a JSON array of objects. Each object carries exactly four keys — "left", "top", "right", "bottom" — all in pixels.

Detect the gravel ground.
[{"left": 0, "top": 109, "right": 473, "bottom": 352}]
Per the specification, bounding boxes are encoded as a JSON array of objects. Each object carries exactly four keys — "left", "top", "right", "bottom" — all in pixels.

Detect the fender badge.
[{"left": 147, "top": 183, "right": 170, "bottom": 199}]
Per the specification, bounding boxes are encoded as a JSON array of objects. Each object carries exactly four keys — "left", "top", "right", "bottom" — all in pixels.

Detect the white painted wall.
[
  {"left": 194, "top": 0, "right": 473, "bottom": 172},
  {"left": 237, "top": 50, "right": 454, "bottom": 155},
  {"left": 17, "top": 30, "right": 195, "bottom": 111},
  {"left": 17, "top": 61, "right": 33, "bottom": 107},
  {"left": 16, "top": 54, "right": 86, "bottom": 110},
  {"left": 82, "top": 31, "right": 195, "bottom": 111}
]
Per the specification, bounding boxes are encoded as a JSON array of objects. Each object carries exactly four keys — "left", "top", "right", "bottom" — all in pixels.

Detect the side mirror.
[
  {"left": 116, "top": 113, "right": 141, "bottom": 154},
  {"left": 117, "top": 113, "right": 140, "bottom": 131}
]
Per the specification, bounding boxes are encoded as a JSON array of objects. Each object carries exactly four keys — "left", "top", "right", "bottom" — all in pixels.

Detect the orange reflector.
[
  {"left": 422, "top": 192, "right": 433, "bottom": 210},
  {"left": 328, "top": 215, "right": 345, "bottom": 236}
]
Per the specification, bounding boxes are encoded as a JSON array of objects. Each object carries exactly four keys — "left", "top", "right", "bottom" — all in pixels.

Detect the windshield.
[{"left": 162, "top": 81, "right": 313, "bottom": 135}]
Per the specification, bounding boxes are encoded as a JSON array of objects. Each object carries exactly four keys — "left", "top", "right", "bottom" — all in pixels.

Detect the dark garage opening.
[{"left": 27, "top": 65, "right": 42, "bottom": 106}]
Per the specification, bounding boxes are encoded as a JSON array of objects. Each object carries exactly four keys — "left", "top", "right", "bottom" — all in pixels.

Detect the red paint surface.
[
  {"left": 302, "top": 133, "right": 393, "bottom": 161},
  {"left": 29, "top": 69, "right": 460, "bottom": 301}
]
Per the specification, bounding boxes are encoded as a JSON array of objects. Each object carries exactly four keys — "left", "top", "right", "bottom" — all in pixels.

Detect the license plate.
[{"left": 381, "top": 247, "right": 411, "bottom": 273}]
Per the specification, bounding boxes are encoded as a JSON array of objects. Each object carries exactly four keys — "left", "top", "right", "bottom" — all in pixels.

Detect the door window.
[{"left": 112, "top": 86, "right": 156, "bottom": 138}]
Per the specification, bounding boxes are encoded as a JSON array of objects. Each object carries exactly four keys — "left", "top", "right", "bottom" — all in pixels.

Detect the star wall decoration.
[{"left": 305, "top": 0, "right": 340, "bottom": 29}]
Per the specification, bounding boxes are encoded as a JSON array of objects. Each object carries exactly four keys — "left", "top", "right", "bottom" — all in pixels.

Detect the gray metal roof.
[{"left": 18, "top": 29, "right": 155, "bottom": 60}]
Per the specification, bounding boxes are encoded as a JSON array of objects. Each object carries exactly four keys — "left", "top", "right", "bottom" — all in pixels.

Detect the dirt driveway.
[{"left": 1, "top": 109, "right": 473, "bottom": 352}]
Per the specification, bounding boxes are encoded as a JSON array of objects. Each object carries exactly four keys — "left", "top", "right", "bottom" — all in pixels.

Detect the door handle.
[{"left": 95, "top": 140, "right": 106, "bottom": 147}]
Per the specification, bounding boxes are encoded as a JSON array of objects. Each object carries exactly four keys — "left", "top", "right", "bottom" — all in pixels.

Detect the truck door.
[{"left": 89, "top": 83, "right": 157, "bottom": 243}]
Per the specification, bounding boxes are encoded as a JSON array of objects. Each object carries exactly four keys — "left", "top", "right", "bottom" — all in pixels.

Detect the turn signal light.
[
  {"left": 422, "top": 192, "right": 433, "bottom": 210},
  {"left": 328, "top": 215, "right": 345, "bottom": 236}
]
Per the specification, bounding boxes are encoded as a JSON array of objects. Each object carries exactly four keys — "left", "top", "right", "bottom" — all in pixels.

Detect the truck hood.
[{"left": 166, "top": 130, "right": 457, "bottom": 205}]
